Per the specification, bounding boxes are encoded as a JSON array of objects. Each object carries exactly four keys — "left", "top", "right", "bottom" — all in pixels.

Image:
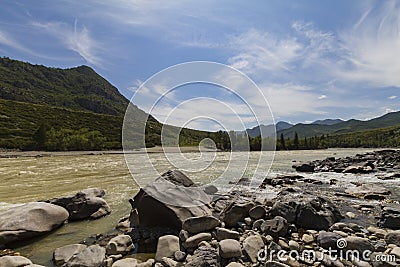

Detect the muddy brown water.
[{"left": 0, "top": 148, "right": 399, "bottom": 266}]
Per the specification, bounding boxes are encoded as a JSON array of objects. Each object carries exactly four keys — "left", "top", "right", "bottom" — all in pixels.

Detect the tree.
[
  {"left": 294, "top": 132, "right": 299, "bottom": 150},
  {"left": 280, "top": 133, "right": 286, "bottom": 150},
  {"left": 33, "top": 124, "right": 48, "bottom": 150}
]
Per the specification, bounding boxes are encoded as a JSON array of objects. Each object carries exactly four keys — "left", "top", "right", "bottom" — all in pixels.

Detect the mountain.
[
  {"left": 311, "top": 119, "right": 343, "bottom": 125},
  {"left": 0, "top": 57, "right": 132, "bottom": 116},
  {"left": 245, "top": 121, "right": 293, "bottom": 138},
  {"left": 278, "top": 111, "right": 400, "bottom": 139},
  {"left": 0, "top": 57, "right": 225, "bottom": 150},
  {"left": 276, "top": 121, "right": 293, "bottom": 131}
]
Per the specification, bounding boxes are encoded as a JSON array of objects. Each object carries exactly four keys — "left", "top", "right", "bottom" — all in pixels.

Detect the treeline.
[
  {"left": 276, "top": 125, "right": 400, "bottom": 150},
  {"left": 31, "top": 125, "right": 110, "bottom": 151}
]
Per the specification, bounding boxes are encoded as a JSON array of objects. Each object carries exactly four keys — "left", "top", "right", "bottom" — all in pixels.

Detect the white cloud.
[
  {"left": 227, "top": 22, "right": 336, "bottom": 79},
  {"left": 228, "top": 29, "right": 302, "bottom": 74},
  {"left": 388, "top": 95, "right": 397, "bottom": 99},
  {"left": 338, "top": 0, "right": 400, "bottom": 87},
  {"left": 259, "top": 83, "right": 329, "bottom": 118},
  {"left": 318, "top": 94, "right": 327, "bottom": 100},
  {"left": 151, "top": 97, "right": 256, "bottom": 131},
  {"left": 32, "top": 20, "right": 103, "bottom": 67}
]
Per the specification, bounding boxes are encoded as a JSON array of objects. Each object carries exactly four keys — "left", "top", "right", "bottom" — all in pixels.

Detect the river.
[{"left": 0, "top": 148, "right": 399, "bottom": 266}]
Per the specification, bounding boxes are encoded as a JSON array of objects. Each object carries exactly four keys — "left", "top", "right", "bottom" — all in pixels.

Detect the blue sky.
[{"left": 0, "top": 0, "right": 399, "bottom": 131}]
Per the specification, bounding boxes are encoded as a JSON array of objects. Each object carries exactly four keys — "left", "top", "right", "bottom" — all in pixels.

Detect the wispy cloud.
[
  {"left": 228, "top": 29, "right": 302, "bottom": 74},
  {"left": 32, "top": 20, "right": 103, "bottom": 67},
  {"left": 338, "top": 0, "right": 400, "bottom": 87},
  {"left": 0, "top": 29, "right": 33, "bottom": 54}
]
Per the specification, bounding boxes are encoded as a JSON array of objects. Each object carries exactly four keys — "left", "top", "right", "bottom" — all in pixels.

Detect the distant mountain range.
[
  {"left": 311, "top": 119, "right": 344, "bottom": 125},
  {"left": 244, "top": 113, "right": 400, "bottom": 140}
]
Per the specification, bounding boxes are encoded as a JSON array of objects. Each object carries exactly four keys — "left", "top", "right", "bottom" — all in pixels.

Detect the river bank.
[
  {"left": 0, "top": 146, "right": 219, "bottom": 159},
  {"left": 1, "top": 149, "right": 399, "bottom": 266}
]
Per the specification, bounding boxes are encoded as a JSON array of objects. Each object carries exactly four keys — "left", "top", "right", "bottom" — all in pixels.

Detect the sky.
[{"left": 0, "top": 0, "right": 399, "bottom": 131}]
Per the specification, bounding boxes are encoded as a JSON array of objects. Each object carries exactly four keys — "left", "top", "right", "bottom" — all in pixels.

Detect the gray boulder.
[
  {"left": 106, "top": 235, "right": 134, "bottom": 255},
  {"left": 0, "top": 255, "right": 32, "bottom": 267},
  {"left": 345, "top": 236, "right": 374, "bottom": 254},
  {"left": 379, "top": 205, "right": 400, "bottom": 230},
  {"left": 261, "top": 216, "right": 288, "bottom": 237},
  {"left": 46, "top": 188, "right": 111, "bottom": 221},
  {"left": 184, "top": 233, "right": 212, "bottom": 248},
  {"left": 294, "top": 163, "right": 315, "bottom": 172},
  {"left": 182, "top": 216, "right": 220, "bottom": 234},
  {"left": 385, "top": 230, "right": 400, "bottom": 246},
  {"left": 111, "top": 258, "right": 138, "bottom": 267},
  {"left": 53, "top": 244, "right": 87, "bottom": 266},
  {"left": 0, "top": 202, "right": 69, "bottom": 247},
  {"left": 63, "top": 245, "right": 105, "bottom": 267},
  {"left": 155, "top": 235, "right": 180, "bottom": 262},
  {"left": 269, "top": 202, "right": 297, "bottom": 223},
  {"left": 215, "top": 228, "right": 240, "bottom": 241},
  {"left": 185, "top": 246, "right": 218, "bottom": 267},
  {"left": 219, "top": 239, "right": 242, "bottom": 259},
  {"left": 130, "top": 170, "right": 212, "bottom": 230},
  {"left": 243, "top": 235, "right": 265, "bottom": 263},
  {"left": 296, "top": 197, "right": 342, "bottom": 230},
  {"left": 317, "top": 232, "right": 342, "bottom": 250},
  {"left": 249, "top": 205, "right": 266, "bottom": 219},
  {"left": 220, "top": 201, "right": 253, "bottom": 228}
]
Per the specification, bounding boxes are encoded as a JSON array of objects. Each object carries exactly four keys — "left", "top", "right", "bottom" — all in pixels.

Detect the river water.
[{"left": 1, "top": 148, "right": 399, "bottom": 266}]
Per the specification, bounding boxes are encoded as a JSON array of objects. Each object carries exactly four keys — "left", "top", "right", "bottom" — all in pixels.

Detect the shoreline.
[
  {"left": 1, "top": 147, "right": 398, "bottom": 159},
  {"left": 0, "top": 146, "right": 220, "bottom": 158}
]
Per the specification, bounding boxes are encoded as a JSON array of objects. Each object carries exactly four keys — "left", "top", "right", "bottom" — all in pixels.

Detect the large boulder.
[
  {"left": 46, "top": 188, "right": 111, "bottom": 221},
  {"left": 63, "top": 245, "right": 106, "bottom": 267},
  {"left": 0, "top": 255, "right": 33, "bottom": 266},
  {"left": 130, "top": 170, "right": 212, "bottom": 230},
  {"left": 268, "top": 196, "right": 341, "bottom": 230},
  {"left": 296, "top": 197, "right": 342, "bottom": 230},
  {"left": 53, "top": 244, "right": 87, "bottom": 266},
  {"left": 0, "top": 202, "right": 69, "bottom": 247}
]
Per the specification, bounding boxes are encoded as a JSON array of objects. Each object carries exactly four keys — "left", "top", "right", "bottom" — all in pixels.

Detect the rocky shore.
[{"left": 1, "top": 150, "right": 400, "bottom": 266}]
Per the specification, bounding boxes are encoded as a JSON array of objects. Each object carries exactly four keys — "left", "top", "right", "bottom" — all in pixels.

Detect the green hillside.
[
  {"left": 0, "top": 57, "right": 230, "bottom": 151},
  {"left": 0, "top": 57, "right": 131, "bottom": 116}
]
